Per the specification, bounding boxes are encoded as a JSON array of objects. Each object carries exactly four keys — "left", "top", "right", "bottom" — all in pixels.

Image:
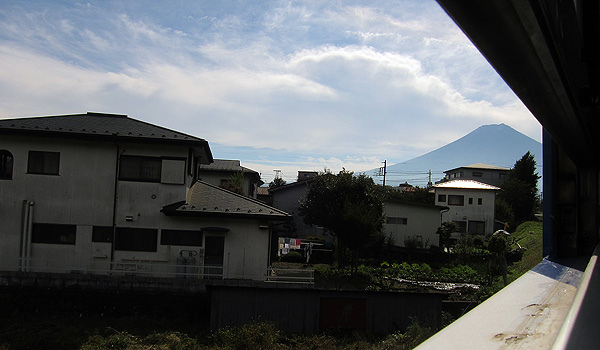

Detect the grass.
[
  {"left": 78, "top": 319, "right": 435, "bottom": 350},
  {"left": 506, "top": 221, "right": 543, "bottom": 283}
]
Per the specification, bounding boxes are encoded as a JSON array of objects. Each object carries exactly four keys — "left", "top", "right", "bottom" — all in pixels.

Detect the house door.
[{"left": 204, "top": 236, "right": 224, "bottom": 279}]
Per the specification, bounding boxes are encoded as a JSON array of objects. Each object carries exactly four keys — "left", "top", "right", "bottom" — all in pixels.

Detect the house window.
[
  {"left": 478, "top": 198, "right": 483, "bottom": 205},
  {"left": 438, "top": 194, "right": 447, "bottom": 202},
  {"left": 472, "top": 171, "right": 483, "bottom": 177},
  {"left": 92, "top": 226, "right": 113, "bottom": 243},
  {"left": 31, "top": 223, "right": 76, "bottom": 245},
  {"left": 468, "top": 221, "right": 486, "bottom": 235},
  {"left": 161, "top": 158, "right": 186, "bottom": 184},
  {"left": 161, "top": 229, "right": 203, "bottom": 246},
  {"left": 28, "top": 151, "right": 60, "bottom": 175},
  {"left": 115, "top": 227, "right": 157, "bottom": 252},
  {"left": 119, "top": 155, "right": 162, "bottom": 182},
  {"left": 387, "top": 217, "right": 408, "bottom": 225},
  {"left": 468, "top": 198, "right": 473, "bottom": 205},
  {"left": 0, "top": 150, "right": 13, "bottom": 180},
  {"left": 448, "top": 195, "right": 464, "bottom": 206}
]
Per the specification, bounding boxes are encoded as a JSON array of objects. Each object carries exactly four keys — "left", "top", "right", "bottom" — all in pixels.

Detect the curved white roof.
[{"left": 434, "top": 179, "right": 500, "bottom": 190}]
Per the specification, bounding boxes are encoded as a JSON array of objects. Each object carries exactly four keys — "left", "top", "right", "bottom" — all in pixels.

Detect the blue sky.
[{"left": 0, "top": 0, "right": 541, "bottom": 184}]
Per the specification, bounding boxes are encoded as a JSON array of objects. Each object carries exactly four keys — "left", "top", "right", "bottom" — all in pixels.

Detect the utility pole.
[
  {"left": 274, "top": 169, "right": 281, "bottom": 179},
  {"left": 378, "top": 160, "right": 387, "bottom": 187},
  {"left": 428, "top": 169, "right": 432, "bottom": 187}
]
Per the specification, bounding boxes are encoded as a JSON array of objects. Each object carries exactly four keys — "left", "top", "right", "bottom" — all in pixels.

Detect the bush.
[
  {"left": 213, "top": 321, "right": 281, "bottom": 350},
  {"left": 281, "top": 250, "right": 305, "bottom": 263}
]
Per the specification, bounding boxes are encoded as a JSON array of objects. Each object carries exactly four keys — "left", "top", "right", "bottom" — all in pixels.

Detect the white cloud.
[{"left": 0, "top": 0, "right": 541, "bottom": 181}]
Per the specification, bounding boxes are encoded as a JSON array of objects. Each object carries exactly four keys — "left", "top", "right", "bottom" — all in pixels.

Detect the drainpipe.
[
  {"left": 20, "top": 200, "right": 29, "bottom": 271},
  {"left": 26, "top": 201, "right": 34, "bottom": 272},
  {"left": 440, "top": 208, "right": 449, "bottom": 225},
  {"left": 111, "top": 143, "right": 121, "bottom": 270}
]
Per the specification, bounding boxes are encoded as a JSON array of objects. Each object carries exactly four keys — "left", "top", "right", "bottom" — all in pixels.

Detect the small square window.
[
  {"left": 478, "top": 198, "right": 483, "bottom": 205},
  {"left": 28, "top": 151, "right": 60, "bottom": 175},
  {"left": 468, "top": 198, "right": 473, "bottom": 205},
  {"left": 438, "top": 194, "right": 447, "bottom": 202}
]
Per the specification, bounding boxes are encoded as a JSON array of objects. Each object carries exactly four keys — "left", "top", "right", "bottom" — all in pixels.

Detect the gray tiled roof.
[
  {"left": 198, "top": 159, "right": 259, "bottom": 174},
  {"left": 162, "top": 181, "right": 290, "bottom": 220},
  {"left": 0, "top": 112, "right": 211, "bottom": 148}
]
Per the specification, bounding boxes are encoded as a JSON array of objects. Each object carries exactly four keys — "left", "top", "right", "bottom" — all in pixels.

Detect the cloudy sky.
[{"left": 0, "top": 0, "right": 541, "bottom": 184}]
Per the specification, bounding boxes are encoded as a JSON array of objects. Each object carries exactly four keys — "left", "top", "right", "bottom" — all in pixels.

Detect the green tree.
[
  {"left": 269, "top": 177, "right": 286, "bottom": 188},
  {"left": 298, "top": 170, "right": 384, "bottom": 270},
  {"left": 383, "top": 186, "right": 434, "bottom": 205},
  {"left": 488, "top": 234, "right": 508, "bottom": 286},
  {"left": 436, "top": 221, "right": 458, "bottom": 252},
  {"left": 220, "top": 172, "right": 245, "bottom": 195},
  {"left": 498, "top": 152, "right": 540, "bottom": 224}
]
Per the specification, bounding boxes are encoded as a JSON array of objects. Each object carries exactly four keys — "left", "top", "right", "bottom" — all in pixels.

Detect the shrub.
[
  {"left": 213, "top": 321, "right": 281, "bottom": 350},
  {"left": 281, "top": 250, "right": 305, "bottom": 263}
]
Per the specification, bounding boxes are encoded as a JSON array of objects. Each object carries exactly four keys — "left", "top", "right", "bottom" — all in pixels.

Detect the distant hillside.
[{"left": 366, "top": 124, "right": 542, "bottom": 187}]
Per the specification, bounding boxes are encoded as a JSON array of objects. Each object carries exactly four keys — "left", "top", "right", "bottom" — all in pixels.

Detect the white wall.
[{"left": 383, "top": 202, "right": 443, "bottom": 248}]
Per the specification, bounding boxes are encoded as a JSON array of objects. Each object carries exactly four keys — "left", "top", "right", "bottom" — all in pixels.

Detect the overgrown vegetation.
[
  {"left": 314, "top": 221, "right": 542, "bottom": 301},
  {"left": 79, "top": 319, "right": 435, "bottom": 350}
]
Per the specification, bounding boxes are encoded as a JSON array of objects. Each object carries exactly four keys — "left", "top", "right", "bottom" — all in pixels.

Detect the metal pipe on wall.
[
  {"left": 20, "top": 200, "right": 29, "bottom": 271},
  {"left": 25, "top": 201, "right": 34, "bottom": 272}
]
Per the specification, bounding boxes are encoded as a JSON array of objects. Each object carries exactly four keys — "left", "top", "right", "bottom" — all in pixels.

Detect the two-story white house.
[
  {"left": 433, "top": 179, "right": 500, "bottom": 236},
  {"left": 0, "top": 112, "right": 290, "bottom": 282}
]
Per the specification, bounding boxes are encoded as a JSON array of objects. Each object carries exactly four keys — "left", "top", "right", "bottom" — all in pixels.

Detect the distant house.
[
  {"left": 440, "top": 163, "right": 510, "bottom": 187},
  {"left": 269, "top": 176, "right": 325, "bottom": 239},
  {"left": 433, "top": 179, "right": 500, "bottom": 236},
  {"left": 384, "top": 200, "right": 448, "bottom": 248},
  {"left": 197, "top": 159, "right": 263, "bottom": 198},
  {"left": 0, "top": 112, "right": 290, "bottom": 284}
]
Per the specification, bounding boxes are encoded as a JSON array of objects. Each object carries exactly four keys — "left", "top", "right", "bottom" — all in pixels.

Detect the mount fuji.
[{"left": 365, "top": 124, "right": 542, "bottom": 188}]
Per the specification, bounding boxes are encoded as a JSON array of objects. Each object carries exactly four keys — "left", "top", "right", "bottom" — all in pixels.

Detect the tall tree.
[
  {"left": 220, "top": 172, "right": 245, "bottom": 195},
  {"left": 298, "top": 170, "right": 384, "bottom": 270},
  {"left": 498, "top": 151, "right": 540, "bottom": 224},
  {"left": 269, "top": 177, "right": 286, "bottom": 188}
]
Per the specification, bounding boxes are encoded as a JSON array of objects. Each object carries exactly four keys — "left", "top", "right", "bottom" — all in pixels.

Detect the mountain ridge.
[{"left": 366, "top": 123, "right": 542, "bottom": 187}]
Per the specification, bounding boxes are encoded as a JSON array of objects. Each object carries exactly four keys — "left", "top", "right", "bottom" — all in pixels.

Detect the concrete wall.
[
  {"left": 209, "top": 286, "right": 443, "bottom": 335},
  {"left": 383, "top": 202, "right": 443, "bottom": 248},
  {"left": 0, "top": 134, "right": 270, "bottom": 281}
]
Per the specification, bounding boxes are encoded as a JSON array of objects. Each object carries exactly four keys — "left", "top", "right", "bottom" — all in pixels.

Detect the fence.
[
  {"left": 17, "top": 258, "right": 224, "bottom": 280},
  {"left": 14, "top": 258, "right": 314, "bottom": 284}
]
